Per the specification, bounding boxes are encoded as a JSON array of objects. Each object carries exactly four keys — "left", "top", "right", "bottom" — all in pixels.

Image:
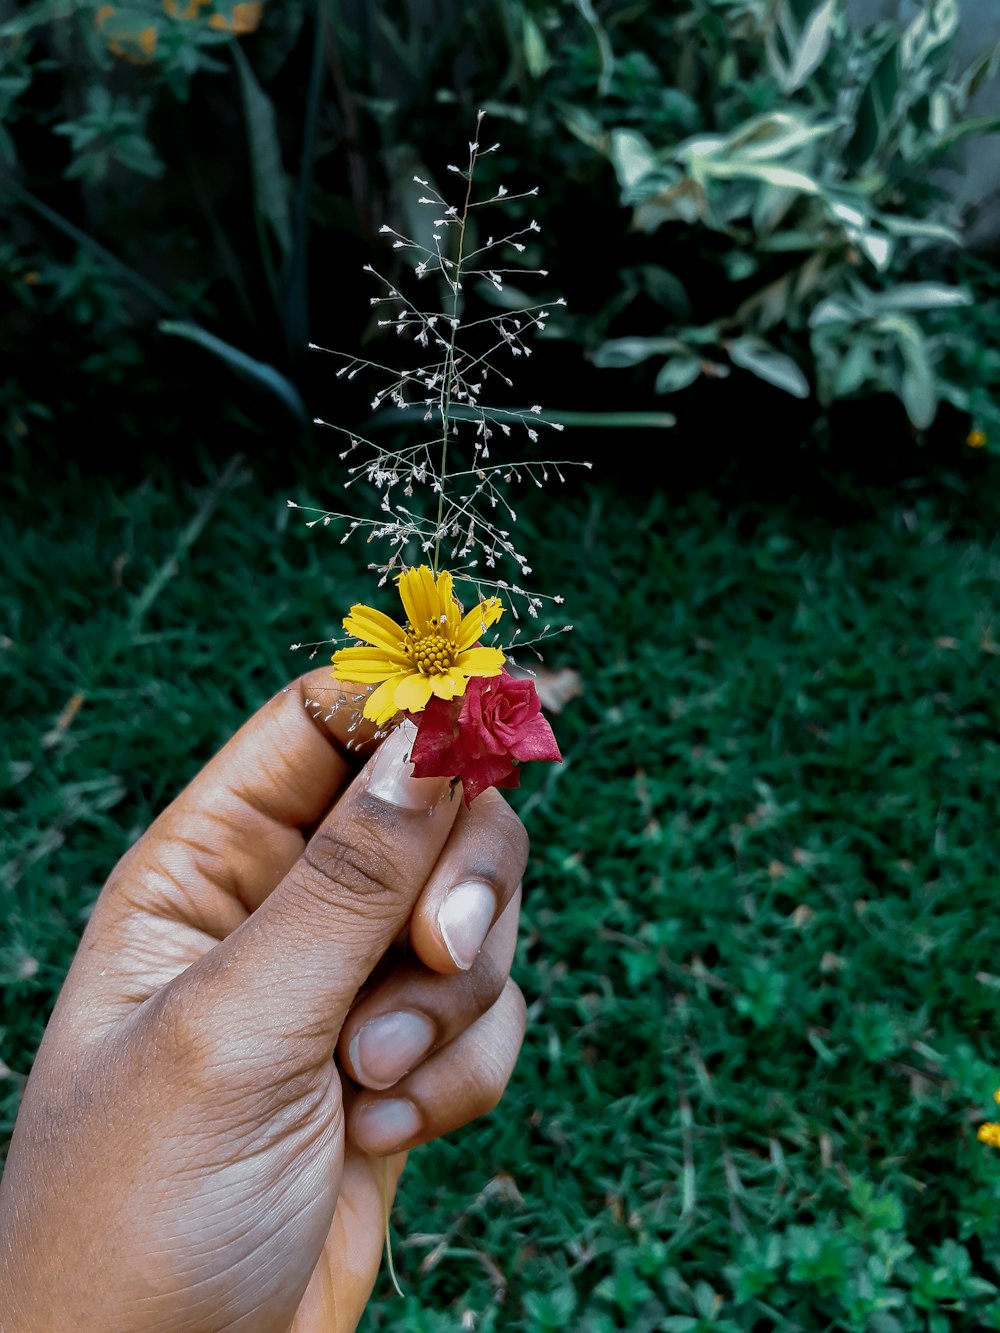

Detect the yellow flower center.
[{"left": 406, "top": 630, "right": 456, "bottom": 676}]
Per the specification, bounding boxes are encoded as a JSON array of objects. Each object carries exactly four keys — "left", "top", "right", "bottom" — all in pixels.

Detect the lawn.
[{"left": 3, "top": 441, "right": 1000, "bottom": 1331}]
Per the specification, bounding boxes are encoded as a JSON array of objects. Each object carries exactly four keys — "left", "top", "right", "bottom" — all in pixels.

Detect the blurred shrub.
[
  {"left": 0, "top": 0, "right": 998, "bottom": 454},
  {"left": 0, "top": 0, "right": 316, "bottom": 448},
  {"left": 495, "top": 0, "right": 999, "bottom": 436}
]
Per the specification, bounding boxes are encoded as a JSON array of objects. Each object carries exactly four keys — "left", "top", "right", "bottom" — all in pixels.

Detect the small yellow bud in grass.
[
  {"left": 977, "top": 1122, "right": 1000, "bottom": 1148},
  {"left": 993, "top": 1088, "right": 1000, "bottom": 1104},
  {"left": 967, "top": 430, "right": 988, "bottom": 449}
]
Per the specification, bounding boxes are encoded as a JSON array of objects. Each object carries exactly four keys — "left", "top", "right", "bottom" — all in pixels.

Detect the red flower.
[{"left": 409, "top": 671, "right": 562, "bottom": 805}]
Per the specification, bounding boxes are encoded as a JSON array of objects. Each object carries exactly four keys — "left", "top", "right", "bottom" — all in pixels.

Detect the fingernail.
[
  {"left": 349, "top": 1010, "right": 436, "bottom": 1090},
  {"left": 365, "top": 720, "right": 450, "bottom": 809},
  {"left": 356, "top": 1097, "right": 421, "bottom": 1153},
  {"left": 438, "top": 880, "right": 497, "bottom": 970}
]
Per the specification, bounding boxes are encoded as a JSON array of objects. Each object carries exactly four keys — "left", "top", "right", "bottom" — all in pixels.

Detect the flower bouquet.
[{"left": 294, "top": 113, "right": 584, "bottom": 799}]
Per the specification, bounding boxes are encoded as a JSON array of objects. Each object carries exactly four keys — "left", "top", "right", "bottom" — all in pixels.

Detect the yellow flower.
[
  {"left": 95, "top": 5, "right": 157, "bottom": 61},
  {"left": 208, "top": 2, "right": 263, "bottom": 33},
  {"left": 968, "top": 430, "right": 988, "bottom": 449},
  {"left": 978, "top": 1122, "right": 1000, "bottom": 1148},
  {"left": 332, "top": 565, "right": 505, "bottom": 725}
]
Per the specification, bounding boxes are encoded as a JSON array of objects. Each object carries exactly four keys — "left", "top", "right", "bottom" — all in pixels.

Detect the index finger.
[{"left": 103, "top": 669, "right": 378, "bottom": 935}]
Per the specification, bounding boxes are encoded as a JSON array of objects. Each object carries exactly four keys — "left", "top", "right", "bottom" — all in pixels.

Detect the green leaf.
[
  {"left": 787, "top": 0, "right": 839, "bottom": 92},
  {"left": 572, "top": 0, "right": 614, "bottom": 97},
  {"left": 630, "top": 265, "right": 691, "bottom": 318},
  {"left": 693, "top": 1280, "right": 721, "bottom": 1320},
  {"left": 114, "top": 133, "right": 165, "bottom": 179},
  {"left": 879, "top": 312, "right": 937, "bottom": 429},
  {"left": 609, "top": 129, "right": 658, "bottom": 192},
  {"left": 872, "top": 283, "right": 971, "bottom": 312},
  {"left": 810, "top": 294, "right": 867, "bottom": 327},
  {"left": 232, "top": 44, "right": 292, "bottom": 257},
  {"left": 901, "top": 0, "right": 958, "bottom": 71},
  {"left": 592, "top": 335, "right": 686, "bottom": 369},
  {"left": 699, "top": 159, "right": 821, "bottom": 194},
  {"left": 880, "top": 215, "right": 961, "bottom": 245},
  {"left": 831, "top": 337, "right": 875, "bottom": 397},
  {"left": 655, "top": 356, "right": 702, "bottom": 395},
  {"left": 856, "top": 229, "right": 893, "bottom": 271},
  {"left": 0, "top": 0, "right": 74, "bottom": 37},
  {"left": 851, "top": 39, "right": 901, "bottom": 164},
  {"left": 633, "top": 177, "right": 703, "bottom": 229},
  {"left": 756, "top": 229, "right": 825, "bottom": 253},
  {"left": 159, "top": 320, "right": 308, "bottom": 422},
  {"left": 556, "top": 101, "right": 607, "bottom": 153},
  {"left": 622, "top": 950, "right": 662, "bottom": 988},
  {"left": 522, "top": 11, "right": 550, "bottom": 79},
  {"left": 933, "top": 113, "right": 1000, "bottom": 151},
  {"left": 523, "top": 1284, "right": 577, "bottom": 1328},
  {"left": 376, "top": 404, "right": 676, "bottom": 430},
  {"left": 719, "top": 112, "right": 839, "bottom": 162},
  {"left": 727, "top": 337, "right": 810, "bottom": 398},
  {"left": 537, "top": 409, "right": 676, "bottom": 429},
  {"left": 960, "top": 40, "right": 1000, "bottom": 102}
]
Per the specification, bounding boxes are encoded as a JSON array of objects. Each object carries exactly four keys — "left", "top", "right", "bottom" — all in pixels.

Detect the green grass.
[{"left": 4, "top": 445, "right": 1000, "bottom": 1331}]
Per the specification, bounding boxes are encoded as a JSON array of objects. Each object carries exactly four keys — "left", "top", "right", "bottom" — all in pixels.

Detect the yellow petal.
[
  {"left": 429, "top": 671, "right": 469, "bottom": 702},
  {"left": 457, "top": 596, "right": 504, "bottom": 651},
  {"left": 331, "top": 646, "right": 403, "bottom": 682},
  {"left": 397, "top": 565, "right": 436, "bottom": 632},
  {"left": 435, "top": 569, "right": 462, "bottom": 632},
  {"left": 396, "top": 565, "right": 463, "bottom": 635},
  {"left": 455, "top": 645, "right": 505, "bottom": 677},
  {"left": 342, "top": 603, "right": 407, "bottom": 655},
  {"left": 393, "top": 672, "right": 435, "bottom": 713},
  {"left": 362, "top": 674, "right": 409, "bottom": 724}
]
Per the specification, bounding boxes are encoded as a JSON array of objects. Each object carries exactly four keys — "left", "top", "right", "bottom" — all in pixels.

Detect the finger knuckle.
[
  {"left": 149, "top": 975, "right": 331, "bottom": 1119},
  {"left": 470, "top": 1056, "right": 508, "bottom": 1117},
  {"left": 298, "top": 819, "right": 401, "bottom": 914},
  {"left": 468, "top": 983, "right": 524, "bottom": 1116},
  {"left": 465, "top": 792, "right": 529, "bottom": 891},
  {"left": 505, "top": 978, "right": 527, "bottom": 1033},
  {"left": 464, "top": 949, "right": 507, "bottom": 1016},
  {"left": 490, "top": 796, "right": 530, "bottom": 872},
  {"left": 148, "top": 977, "right": 231, "bottom": 1086}
]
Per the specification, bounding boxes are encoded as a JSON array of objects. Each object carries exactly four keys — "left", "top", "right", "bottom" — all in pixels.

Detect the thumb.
[{"left": 165, "top": 720, "right": 460, "bottom": 1064}]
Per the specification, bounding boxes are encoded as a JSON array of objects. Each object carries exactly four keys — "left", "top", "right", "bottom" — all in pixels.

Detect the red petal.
[
  {"left": 458, "top": 753, "right": 521, "bottom": 805},
  {"left": 507, "top": 712, "right": 562, "bottom": 763}
]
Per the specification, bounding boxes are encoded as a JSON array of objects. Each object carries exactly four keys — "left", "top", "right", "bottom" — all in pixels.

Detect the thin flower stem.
[
  {"left": 381, "top": 1157, "right": 404, "bottom": 1297},
  {"left": 433, "top": 128, "right": 480, "bottom": 575}
]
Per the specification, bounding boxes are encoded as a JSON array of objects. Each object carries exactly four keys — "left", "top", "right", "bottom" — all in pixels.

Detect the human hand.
[{"left": 0, "top": 669, "right": 528, "bottom": 1332}]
